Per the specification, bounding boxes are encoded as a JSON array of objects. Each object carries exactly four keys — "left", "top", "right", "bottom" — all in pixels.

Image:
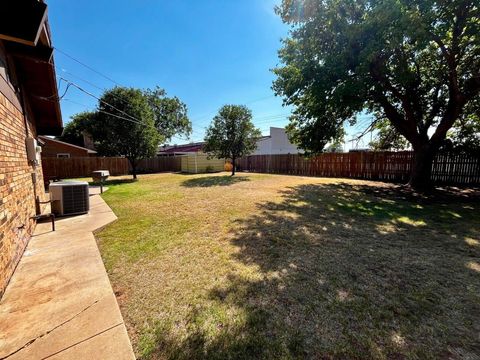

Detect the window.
[{"left": 57, "top": 153, "right": 70, "bottom": 158}]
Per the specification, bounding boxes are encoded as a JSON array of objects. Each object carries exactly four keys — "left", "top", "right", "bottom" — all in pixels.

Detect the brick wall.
[{"left": 0, "top": 90, "right": 47, "bottom": 298}]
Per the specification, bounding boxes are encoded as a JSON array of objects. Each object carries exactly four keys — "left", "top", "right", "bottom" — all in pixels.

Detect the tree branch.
[
  {"left": 369, "top": 58, "right": 420, "bottom": 143},
  {"left": 423, "top": 83, "right": 443, "bottom": 133},
  {"left": 372, "top": 89, "right": 420, "bottom": 148}
]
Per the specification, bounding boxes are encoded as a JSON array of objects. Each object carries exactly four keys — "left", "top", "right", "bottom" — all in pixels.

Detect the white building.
[{"left": 252, "top": 127, "right": 303, "bottom": 155}]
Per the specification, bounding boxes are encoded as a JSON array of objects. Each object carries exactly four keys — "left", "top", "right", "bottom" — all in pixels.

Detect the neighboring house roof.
[
  {"left": 158, "top": 142, "right": 204, "bottom": 154},
  {"left": 38, "top": 136, "right": 97, "bottom": 154}
]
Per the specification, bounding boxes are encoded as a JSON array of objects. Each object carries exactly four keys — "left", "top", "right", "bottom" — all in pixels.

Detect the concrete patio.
[{"left": 0, "top": 187, "right": 134, "bottom": 359}]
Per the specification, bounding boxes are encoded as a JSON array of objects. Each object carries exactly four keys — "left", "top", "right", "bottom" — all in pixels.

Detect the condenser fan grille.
[{"left": 62, "top": 185, "right": 89, "bottom": 215}]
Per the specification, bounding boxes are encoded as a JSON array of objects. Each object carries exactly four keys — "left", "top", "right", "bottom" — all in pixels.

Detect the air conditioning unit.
[{"left": 49, "top": 181, "right": 90, "bottom": 216}]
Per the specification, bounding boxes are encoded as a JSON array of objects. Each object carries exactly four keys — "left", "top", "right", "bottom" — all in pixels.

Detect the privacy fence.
[
  {"left": 42, "top": 152, "right": 480, "bottom": 185},
  {"left": 135, "top": 156, "right": 182, "bottom": 173},
  {"left": 42, "top": 156, "right": 182, "bottom": 179},
  {"left": 42, "top": 157, "right": 129, "bottom": 179},
  {"left": 236, "top": 152, "right": 480, "bottom": 185}
]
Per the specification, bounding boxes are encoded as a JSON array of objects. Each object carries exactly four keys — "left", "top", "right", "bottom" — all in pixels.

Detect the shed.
[{"left": 181, "top": 153, "right": 225, "bottom": 173}]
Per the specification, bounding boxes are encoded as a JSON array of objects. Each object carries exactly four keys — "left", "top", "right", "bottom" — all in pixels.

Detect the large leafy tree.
[
  {"left": 204, "top": 105, "right": 261, "bottom": 176},
  {"left": 144, "top": 87, "right": 192, "bottom": 141},
  {"left": 369, "top": 119, "right": 410, "bottom": 151},
  {"left": 273, "top": 0, "right": 480, "bottom": 191},
  {"left": 87, "top": 87, "right": 161, "bottom": 179},
  {"left": 370, "top": 102, "right": 480, "bottom": 155},
  {"left": 73, "top": 86, "right": 192, "bottom": 179},
  {"left": 58, "top": 111, "right": 93, "bottom": 147},
  {"left": 447, "top": 113, "right": 480, "bottom": 155}
]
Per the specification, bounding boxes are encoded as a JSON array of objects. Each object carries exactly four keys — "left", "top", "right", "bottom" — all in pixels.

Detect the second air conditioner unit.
[{"left": 49, "top": 181, "right": 90, "bottom": 216}]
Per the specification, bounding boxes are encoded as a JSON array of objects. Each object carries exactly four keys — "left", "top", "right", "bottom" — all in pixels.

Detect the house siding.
[
  {"left": 40, "top": 139, "right": 92, "bottom": 158},
  {"left": 252, "top": 127, "right": 303, "bottom": 155},
  {"left": 0, "top": 71, "right": 47, "bottom": 298}
]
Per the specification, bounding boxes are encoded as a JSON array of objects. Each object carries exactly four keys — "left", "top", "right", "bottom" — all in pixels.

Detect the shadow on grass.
[
  {"left": 181, "top": 176, "right": 250, "bottom": 188},
  {"left": 142, "top": 182, "right": 480, "bottom": 360},
  {"left": 89, "top": 178, "right": 137, "bottom": 186}
]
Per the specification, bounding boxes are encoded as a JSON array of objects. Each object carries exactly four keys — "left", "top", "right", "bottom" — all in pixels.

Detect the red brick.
[{"left": 0, "top": 90, "right": 47, "bottom": 297}]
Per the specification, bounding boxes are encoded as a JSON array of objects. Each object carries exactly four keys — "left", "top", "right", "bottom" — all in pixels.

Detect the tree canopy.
[
  {"left": 69, "top": 86, "right": 191, "bottom": 179},
  {"left": 447, "top": 113, "right": 480, "bottom": 155},
  {"left": 144, "top": 87, "right": 192, "bottom": 142},
  {"left": 87, "top": 87, "right": 161, "bottom": 179},
  {"left": 370, "top": 101, "right": 480, "bottom": 155},
  {"left": 273, "top": 0, "right": 480, "bottom": 191},
  {"left": 58, "top": 112, "right": 93, "bottom": 147},
  {"left": 204, "top": 105, "right": 261, "bottom": 175},
  {"left": 369, "top": 119, "right": 410, "bottom": 151}
]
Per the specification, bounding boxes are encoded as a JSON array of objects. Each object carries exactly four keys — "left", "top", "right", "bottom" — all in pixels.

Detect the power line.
[
  {"left": 62, "top": 98, "right": 147, "bottom": 126},
  {"left": 57, "top": 68, "right": 211, "bottom": 130},
  {"left": 54, "top": 47, "right": 123, "bottom": 87},
  {"left": 56, "top": 67, "right": 136, "bottom": 108},
  {"left": 54, "top": 51, "right": 288, "bottom": 134},
  {"left": 254, "top": 117, "right": 290, "bottom": 125},
  {"left": 54, "top": 49, "right": 284, "bottom": 129},
  {"left": 190, "top": 95, "right": 278, "bottom": 123},
  {"left": 57, "top": 67, "right": 105, "bottom": 92},
  {"left": 62, "top": 81, "right": 209, "bottom": 138},
  {"left": 60, "top": 77, "right": 145, "bottom": 125},
  {"left": 54, "top": 48, "right": 287, "bottom": 131},
  {"left": 64, "top": 97, "right": 206, "bottom": 140},
  {"left": 254, "top": 113, "right": 290, "bottom": 120}
]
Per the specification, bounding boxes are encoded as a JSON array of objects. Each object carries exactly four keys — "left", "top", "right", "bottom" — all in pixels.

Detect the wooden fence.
[
  {"left": 42, "top": 157, "right": 129, "bottom": 179},
  {"left": 42, "top": 156, "right": 182, "bottom": 179},
  {"left": 41, "top": 152, "right": 480, "bottom": 185},
  {"left": 135, "top": 156, "right": 182, "bottom": 173},
  {"left": 236, "top": 152, "right": 480, "bottom": 185}
]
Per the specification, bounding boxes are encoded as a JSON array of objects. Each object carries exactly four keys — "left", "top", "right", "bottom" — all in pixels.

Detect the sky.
[{"left": 48, "top": 0, "right": 368, "bottom": 149}]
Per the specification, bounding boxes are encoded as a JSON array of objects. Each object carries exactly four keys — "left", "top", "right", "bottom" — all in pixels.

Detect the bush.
[{"left": 224, "top": 161, "right": 233, "bottom": 172}]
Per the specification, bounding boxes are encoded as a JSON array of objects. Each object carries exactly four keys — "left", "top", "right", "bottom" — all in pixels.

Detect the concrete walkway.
[{"left": 0, "top": 188, "right": 135, "bottom": 359}]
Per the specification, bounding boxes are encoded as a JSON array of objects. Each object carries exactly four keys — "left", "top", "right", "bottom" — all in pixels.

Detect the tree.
[
  {"left": 325, "top": 127, "right": 346, "bottom": 153},
  {"left": 204, "top": 105, "right": 261, "bottom": 176},
  {"left": 86, "top": 87, "right": 162, "bottom": 179},
  {"left": 58, "top": 112, "right": 94, "bottom": 147},
  {"left": 369, "top": 119, "right": 410, "bottom": 151},
  {"left": 144, "top": 87, "right": 192, "bottom": 141},
  {"left": 370, "top": 105, "right": 480, "bottom": 154},
  {"left": 325, "top": 142, "right": 344, "bottom": 153},
  {"left": 447, "top": 113, "right": 480, "bottom": 155},
  {"left": 273, "top": 0, "right": 480, "bottom": 191}
]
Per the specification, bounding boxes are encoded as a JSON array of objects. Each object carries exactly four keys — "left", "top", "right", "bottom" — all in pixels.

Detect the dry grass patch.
[{"left": 96, "top": 173, "right": 480, "bottom": 359}]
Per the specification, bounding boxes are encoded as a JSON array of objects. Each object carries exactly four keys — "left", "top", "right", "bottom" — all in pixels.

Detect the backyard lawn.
[{"left": 96, "top": 172, "right": 480, "bottom": 360}]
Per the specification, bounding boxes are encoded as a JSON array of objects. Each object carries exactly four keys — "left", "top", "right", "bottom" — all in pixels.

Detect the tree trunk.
[
  {"left": 231, "top": 157, "right": 236, "bottom": 176},
  {"left": 409, "top": 145, "right": 435, "bottom": 192},
  {"left": 129, "top": 158, "right": 138, "bottom": 180}
]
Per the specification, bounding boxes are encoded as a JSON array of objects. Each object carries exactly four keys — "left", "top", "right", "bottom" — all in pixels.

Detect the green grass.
[{"left": 96, "top": 173, "right": 480, "bottom": 359}]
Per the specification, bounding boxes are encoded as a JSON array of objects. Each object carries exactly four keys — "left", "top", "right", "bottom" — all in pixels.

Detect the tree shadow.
[
  {"left": 89, "top": 178, "right": 137, "bottom": 186},
  {"left": 143, "top": 182, "right": 480, "bottom": 359},
  {"left": 181, "top": 176, "right": 250, "bottom": 188}
]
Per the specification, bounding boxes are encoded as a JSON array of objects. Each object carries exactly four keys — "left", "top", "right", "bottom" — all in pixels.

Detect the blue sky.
[{"left": 48, "top": 0, "right": 367, "bottom": 148}]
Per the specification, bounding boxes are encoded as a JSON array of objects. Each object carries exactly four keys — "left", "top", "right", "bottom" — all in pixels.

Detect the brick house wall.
[
  {"left": 0, "top": 90, "right": 47, "bottom": 297},
  {"left": 0, "top": 8, "right": 62, "bottom": 298}
]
